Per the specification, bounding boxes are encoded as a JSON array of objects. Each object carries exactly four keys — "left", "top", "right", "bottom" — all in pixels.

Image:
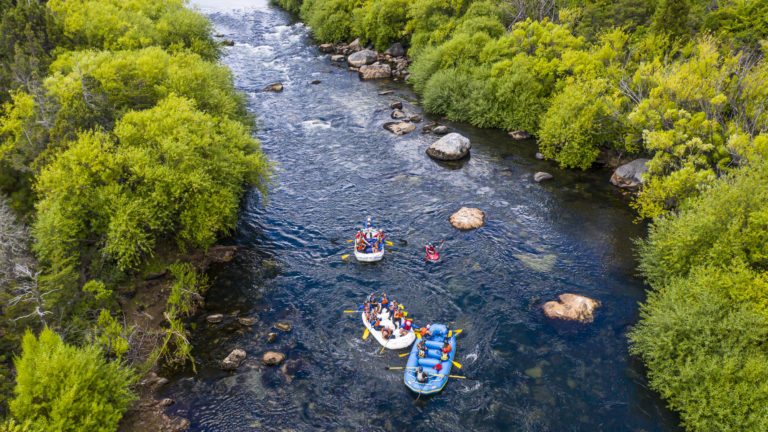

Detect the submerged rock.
[
  {"left": 389, "top": 101, "right": 403, "bottom": 110},
  {"left": 262, "top": 351, "right": 286, "bottom": 366},
  {"left": 222, "top": 40, "right": 235, "bottom": 47},
  {"left": 347, "top": 49, "right": 378, "bottom": 67},
  {"left": 359, "top": 63, "right": 391, "bottom": 79},
  {"left": 391, "top": 108, "right": 406, "bottom": 119},
  {"left": 534, "top": 172, "right": 553, "bottom": 183},
  {"left": 264, "top": 82, "right": 283, "bottom": 92},
  {"left": 330, "top": 54, "right": 346, "bottom": 62},
  {"left": 221, "top": 349, "right": 247, "bottom": 371},
  {"left": 267, "top": 332, "right": 277, "bottom": 343},
  {"left": 432, "top": 125, "right": 449, "bottom": 135},
  {"left": 311, "top": 80, "right": 321, "bottom": 85},
  {"left": 426, "top": 132, "right": 471, "bottom": 161},
  {"left": 384, "top": 42, "right": 405, "bottom": 57},
  {"left": 383, "top": 122, "right": 415, "bottom": 135},
  {"left": 238, "top": 317, "right": 257, "bottom": 326},
  {"left": 408, "top": 114, "right": 422, "bottom": 123},
  {"left": 542, "top": 294, "right": 600, "bottom": 323},
  {"left": 206, "top": 314, "right": 223, "bottom": 324},
  {"left": 450, "top": 207, "right": 485, "bottom": 230},
  {"left": 275, "top": 322, "right": 292, "bottom": 332},
  {"left": 509, "top": 130, "right": 531, "bottom": 140},
  {"left": 318, "top": 43, "right": 334, "bottom": 53},
  {"left": 610, "top": 158, "right": 649, "bottom": 191}
]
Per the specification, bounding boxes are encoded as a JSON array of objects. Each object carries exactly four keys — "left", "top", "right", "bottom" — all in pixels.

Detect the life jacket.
[
  {"left": 402, "top": 320, "right": 412, "bottom": 330},
  {"left": 441, "top": 353, "right": 448, "bottom": 361},
  {"left": 380, "top": 296, "right": 389, "bottom": 306}
]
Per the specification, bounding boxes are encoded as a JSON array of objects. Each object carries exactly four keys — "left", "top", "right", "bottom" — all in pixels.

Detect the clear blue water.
[{"left": 163, "top": 2, "right": 681, "bottom": 430}]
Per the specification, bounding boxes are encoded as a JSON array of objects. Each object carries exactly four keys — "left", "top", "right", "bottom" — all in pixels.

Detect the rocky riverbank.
[{"left": 319, "top": 39, "right": 410, "bottom": 80}]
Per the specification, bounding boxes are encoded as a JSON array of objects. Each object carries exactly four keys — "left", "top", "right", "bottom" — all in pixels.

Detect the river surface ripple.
[{"left": 164, "top": 1, "right": 681, "bottom": 430}]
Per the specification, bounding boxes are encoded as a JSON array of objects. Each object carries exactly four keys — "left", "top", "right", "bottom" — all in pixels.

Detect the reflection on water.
[{"left": 167, "top": 2, "right": 681, "bottom": 431}]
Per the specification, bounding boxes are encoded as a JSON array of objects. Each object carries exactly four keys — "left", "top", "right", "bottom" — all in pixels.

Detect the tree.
[{"left": 9, "top": 327, "right": 135, "bottom": 432}]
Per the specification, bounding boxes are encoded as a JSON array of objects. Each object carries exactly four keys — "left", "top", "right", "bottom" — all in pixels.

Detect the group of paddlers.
[{"left": 360, "top": 293, "right": 412, "bottom": 340}]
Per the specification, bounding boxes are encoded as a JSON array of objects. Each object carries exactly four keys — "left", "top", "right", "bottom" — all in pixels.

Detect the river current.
[{"left": 163, "top": 1, "right": 681, "bottom": 430}]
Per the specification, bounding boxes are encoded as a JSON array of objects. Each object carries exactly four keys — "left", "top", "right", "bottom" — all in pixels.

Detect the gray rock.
[
  {"left": 348, "top": 38, "right": 362, "bottom": 52},
  {"left": 378, "top": 90, "right": 394, "bottom": 95},
  {"left": 221, "top": 348, "right": 247, "bottom": 371},
  {"left": 391, "top": 109, "right": 406, "bottom": 119},
  {"left": 238, "top": 317, "right": 257, "bottom": 326},
  {"left": 318, "top": 43, "right": 334, "bottom": 53},
  {"left": 409, "top": 114, "right": 422, "bottom": 123},
  {"left": 206, "top": 314, "right": 223, "bottom": 324},
  {"left": 535, "top": 152, "right": 544, "bottom": 160},
  {"left": 432, "top": 125, "right": 449, "bottom": 135},
  {"left": 426, "top": 132, "right": 471, "bottom": 161},
  {"left": 348, "top": 49, "right": 378, "bottom": 67},
  {"left": 534, "top": 172, "right": 553, "bottom": 182},
  {"left": 509, "top": 130, "right": 531, "bottom": 140},
  {"left": 384, "top": 42, "right": 405, "bottom": 57},
  {"left": 359, "top": 63, "right": 391, "bottom": 79},
  {"left": 383, "top": 122, "right": 416, "bottom": 135},
  {"left": 389, "top": 101, "right": 402, "bottom": 110},
  {"left": 610, "top": 158, "right": 650, "bottom": 191},
  {"left": 263, "top": 82, "right": 283, "bottom": 92},
  {"left": 222, "top": 40, "right": 234, "bottom": 47},
  {"left": 262, "top": 351, "right": 286, "bottom": 366},
  {"left": 330, "top": 55, "right": 345, "bottom": 62}
]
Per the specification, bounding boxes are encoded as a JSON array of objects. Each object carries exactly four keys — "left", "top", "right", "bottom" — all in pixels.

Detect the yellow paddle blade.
[
  {"left": 341, "top": 254, "right": 350, "bottom": 260},
  {"left": 448, "top": 375, "right": 467, "bottom": 379},
  {"left": 416, "top": 332, "right": 421, "bottom": 339},
  {"left": 398, "top": 304, "right": 404, "bottom": 309},
  {"left": 385, "top": 241, "right": 393, "bottom": 246},
  {"left": 447, "top": 331, "right": 452, "bottom": 337},
  {"left": 452, "top": 361, "right": 462, "bottom": 369},
  {"left": 379, "top": 345, "right": 387, "bottom": 354},
  {"left": 346, "top": 239, "right": 354, "bottom": 242},
  {"left": 399, "top": 353, "right": 409, "bottom": 357},
  {"left": 363, "top": 329, "right": 369, "bottom": 340},
  {"left": 454, "top": 329, "right": 463, "bottom": 335},
  {"left": 344, "top": 310, "right": 358, "bottom": 313},
  {"left": 403, "top": 312, "right": 408, "bottom": 317}
]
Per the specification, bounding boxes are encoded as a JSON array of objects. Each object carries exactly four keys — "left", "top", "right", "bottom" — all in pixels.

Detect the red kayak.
[{"left": 425, "top": 246, "right": 439, "bottom": 261}]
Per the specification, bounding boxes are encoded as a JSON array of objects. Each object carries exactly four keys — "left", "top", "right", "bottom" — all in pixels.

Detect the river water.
[{"left": 162, "top": 1, "right": 681, "bottom": 430}]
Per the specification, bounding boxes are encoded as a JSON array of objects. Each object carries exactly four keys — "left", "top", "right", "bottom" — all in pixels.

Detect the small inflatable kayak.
[
  {"left": 425, "top": 246, "right": 439, "bottom": 261},
  {"left": 361, "top": 308, "right": 415, "bottom": 350},
  {"left": 404, "top": 324, "right": 456, "bottom": 395}
]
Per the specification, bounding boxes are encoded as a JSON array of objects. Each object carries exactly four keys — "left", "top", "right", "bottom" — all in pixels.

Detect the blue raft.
[{"left": 403, "top": 323, "right": 456, "bottom": 395}]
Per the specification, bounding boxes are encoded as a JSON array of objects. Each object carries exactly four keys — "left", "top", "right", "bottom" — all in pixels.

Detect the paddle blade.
[
  {"left": 346, "top": 239, "right": 354, "bottom": 242},
  {"left": 454, "top": 329, "right": 463, "bottom": 335},
  {"left": 385, "top": 241, "right": 393, "bottom": 246},
  {"left": 341, "top": 254, "right": 350, "bottom": 260},
  {"left": 452, "top": 361, "right": 462, "bottom": 369},
  {"left": 399, "top": 353, "right": 409, "bottom": 357},
  {"left": 403, "top": 312, "right": 408, "bottom": 317},
  {"left": 416, "top": 332, "right": 421, "bottom": 339},
  {"left": 344, "top": 310, "right": 357, "bottom": 313},
  {"left": 398, "top": 304, "right": 404, "bottom": 309},
  {"left": 385, "top": 366, "right": 404, "bottom": 370},
  {"left": 363, "top": 329, "right": 369, "bottom": 340}
]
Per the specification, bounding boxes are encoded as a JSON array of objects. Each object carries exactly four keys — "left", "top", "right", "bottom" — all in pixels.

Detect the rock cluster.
[
  {"left": 449, "top": 207, "right": 485, "bottom": 230},
  {"left": 542, "top": 294, "right": 600, "bottom": 323},
  {"left": 320, "top": 40, "right": 411, "bottom": 80}
]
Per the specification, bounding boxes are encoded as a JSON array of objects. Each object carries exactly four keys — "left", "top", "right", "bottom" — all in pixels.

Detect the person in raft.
[
  {"left": 441, "top": 341, "right": 451, "bottom": 361},
  {"left": 382, "top": 326, "right": 393, "bottom": 340},
  {"left": 416, "top": 340, "right": 427, "bottom": 358},
  {"left": 419, "top": 324, "right": 432, "bottom": 339},
  {"left": 398, "top": 318, "right": 413, "bottom": 336},
  {"left": 356, "top": 235, "right": 370, "bottom": 251},
  {"left": 416, "top": 366, "right": 429, "bottom": 383},
  {"left": 365, "top": 217, "right": 373, "bottom": 230},
  {"left": 426, "top": 244, "right": 437, "bottom": 257},
  {"left": 392, "top": 309, "right": 404, "bottom": 329}
]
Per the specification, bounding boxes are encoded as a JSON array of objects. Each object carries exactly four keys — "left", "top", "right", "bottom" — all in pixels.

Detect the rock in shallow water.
[
  {"left": 426, "top": 132, "right": 471, "bottom": 161},
  {"left": 610, "top": 158, "right": 649, "bottom": 191},
  {"left": 206, "top": 314, "right": 223, "bottom": 324},
  {"left": 318, "top": 43, "right": 334, "bottom": 53},
  {"left": 262, "top": 351, "right": 286, "bottom": 366},
  {"left": 542, "top": 294, "right": 600, "bottom": 323},
  {"left": 359, "top": 63, "right": 391, "bottom": 79},
  {"left": 267, "top": 332, "right": 277, "bottom": 343},
  {"left": 534, "top": 172, "right": 553, "bottom": 182},
  {"left": 347, "top": 49, "right": 378, "bottom": 67},
  {"left": 450, "top": 207, "right": 485, "bottom": 230},
  {"left": 330, "top": 54, "right": 345, "bottom": 62},
  {"left": 221, "top": 348, "right": 246, "bottom": 371},
  {"left": 389, "top": 101, "right": 402, "bottom": 109},
  {"left": 432, "top": 125, "right": 449, "bottom": 135},
  {"left": 391, "top": 108, "right": 406, "bottom": 119},
  {"left": 383, "top": 122, "right": 415, "bottom": 135},
  {"left": 508, "top": 130, "right": 531, "bottom": 140},
  {"left": 264, "top": 82, "right": 283, "bottom": 92},
  {"left": 238, "top": 317, "right": 257, "bottom": 326},
  {"left": 275, "top": 322, "right": 292, "bottom": 332}
]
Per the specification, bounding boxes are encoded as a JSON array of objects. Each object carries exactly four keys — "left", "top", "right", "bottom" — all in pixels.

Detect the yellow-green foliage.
[{"left": 9, "top": 328, "right": 135, "bottom": 432}]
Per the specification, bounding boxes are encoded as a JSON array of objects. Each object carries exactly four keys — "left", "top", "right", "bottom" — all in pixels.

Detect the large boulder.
[
  {"left": 450, "top": 207, "right": 485, "bottom": 230},
  {"left": 610, "top": 158, "right": 650, "bottom": 191},
  {"left": 359, "top": 63, "right": 391, "bottom": 79},
  {"left": 221, "top": 348, "right": 246, "bottom": 371},
  {"left": 534, "top": 172, "right": 553, "bottom": 183},
  {"left": 426, "top": 133, "right": 471, "bottom": 161},
  {"left": 383, "top": 122, "right": 415, "bottom": 135},
  {"left": 384, "top": 42, "right": 405, "bottom": 57},
  {"left": 347, "top": 49, "right": 378, "bottom": 67},
  {"left": 262, "top": 351, "right": 286, "bottom": 366},
  {"left": 542, "top": 294, "right": 600, "bottom": 323}
]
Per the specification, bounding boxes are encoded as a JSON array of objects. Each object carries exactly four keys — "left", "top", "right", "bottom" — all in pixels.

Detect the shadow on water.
[{"left": 164, "top": 1, "right": 682, "bottom": 430}]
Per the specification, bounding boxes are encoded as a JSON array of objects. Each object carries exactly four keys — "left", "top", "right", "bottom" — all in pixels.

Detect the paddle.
[
  {"left": 384, "top": 366, "right": 419, "bottom": 370},
  {"left": 430, "top": 373, "right": 478, "bottom": 380},
  {"left": 341, "top": 254, "right": 350, "bottom": 260},
  {"left": 346, "top": 239, "right": 354, "bottom": 243},
  {"left": 363, "top": 328, "right": 369, "bottom": 340},
  {"left": 399, "top": 353, "right": 409, "bottom": 357},
  {"left": 452, "top": 361, "right": 462, "bottom": 369},
  {"left": 385, "top": 240, "right": 393, "bottom": 246}
]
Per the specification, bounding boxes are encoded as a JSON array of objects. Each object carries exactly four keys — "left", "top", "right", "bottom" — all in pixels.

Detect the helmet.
[
  {"left": 426, "top": 324, "right": 431, "bottom": 329},
  {"left": 418, "top": 366, "right": 423, "bottom": 372}
]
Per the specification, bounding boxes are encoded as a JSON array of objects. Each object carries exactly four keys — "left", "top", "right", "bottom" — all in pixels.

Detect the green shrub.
[
  {"left": 354, "top": 0, "right": 409, "bottom": 51},
  {"left": 301, "top": 0, "right": 356, "bottom": 43},
  {"left": 9, "top": 327, "right": 135, "bottom": 432}
]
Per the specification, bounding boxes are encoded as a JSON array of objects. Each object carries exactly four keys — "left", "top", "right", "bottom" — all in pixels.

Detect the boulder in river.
[
  {"left": 383, "top": 122, "right": 415, "bottom": 135},
  {"left": 384, "top": 42, "right": 405, "bottom": 57},
  {"left": 534, "top": 172, "right": 553, "bottom": 183},
  {"left": 508, "top": 130, "right": 531, "bottom": 140},
  {"left": 391, "top": 109, "right": 406, "bottom": 119},
  {"left": 389, "top": 101, "right": 402, "bottom": 110},
  {"left": 432, "top": 125, "right": 449, "bottom": 135},
  {"left": 262, "top": 351, "right": 286, "bottom": 366},
  {"left": 347, "top": 49, "right": 378, "bottom": 67},
  {"left": 264, "top": 82, "right": 283, "bottom": 92},
  {"left": 450, "top": 207, "right": 485, "bottom": 230},
  {"left": 318, "top": 43, "right": 334, "bottom": 53},
  {"left": 359, "top": 63, "right": 391, "bottom": 79},
  {"left": 238, "top": 316, "right": 257, "bottom": 326},
  {"left": 206, "top": 314, "right": 223, "bottom": 324},
  {"left": 426, "top": 132, "right": 471, "bottom": 161},
  {"left": 222, "top": 40, "right": 235, "bottom": 47},
  {"left": 267, "top": 332, "right": 277, "bottom": 343},
  {"left": 610, "top": 158, "right": 649, "bottom": 191},
  {"left": 221, "top": 348, "right": 246, "bottom": 371},
  {"left": 330, "top": 54, "right": 346, "bottom": 62},
  {"left": 409, "top": 114, "right": 422, "bottom": 123},
  {"left": 542, "top": 294, "right": 600, "bottom": 323},
  {"left": 275, "top": 322, "right": 292, "bottom": 332},
  {"left": 311, "top": 80, "right": 321, "bottom": 85}
]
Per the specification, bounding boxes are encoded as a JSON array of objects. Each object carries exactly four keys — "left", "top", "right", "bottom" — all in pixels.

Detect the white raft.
[
  {"left": 362, "top": 310, "right": 415, "bottom": 350},
  {"left": 353, "top": 228, "right": 385, "bottom": 263}
]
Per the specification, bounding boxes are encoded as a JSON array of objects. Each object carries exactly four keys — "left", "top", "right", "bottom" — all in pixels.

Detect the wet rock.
[
  {"left": 525, "top": 366, "right": 543, "bottom": 379},
  {"left": 215, "top": 33, "right": 224, "bottom": 38},
  {"left": 330, "top": 54, "right": 345, "bottom": 62},
  {"left": 222, "top": 40, "right": 234, "bottom": 46},
  {"left": 263, "top": 82, "right": 283, "bottom": 92},
  {"left": 238, "top": 317, "right": 257, "bottom": 326},
  {"left": 144, "top": 270, "right": 166, "bottom": 281},
  {"left": 610, "top": 158, "right": 650, "bottom": 191},
  {"left": 347, "top": 49, "right": 378, "bottom": 67},
  {"left": 267, "top": 332, "right": 277, "bottom": 343},
  {"left": 542, "top": 294, "right": 601, "bottom": 323},
  {"left": 432, "top": 125, "right": 449, "bottom": 135},
  {"left": 143, "top": 372, "right": 170, "bottom": 390},
  {"left": 450, "top": 207, "right": 485, "bottom": 230},
  {"left": 384, "top": 42, "right": 405, "bottom": 57},
  {"left": 534, "top": 172, "right": 553, "bottom": 183},
  {"left": 348, "top": 38, "right": 362, "bottom": 52},
  {"left": 409, "top": 114, "right": 422, "bottom": 123},
  {"left": 262, "top": 351, "right": 286, "bottom": 366},
  {"left": 221, "top": 348, "right": 247, "bottom": 371},
  {"left": 389, "top": 101, "right": 402, "bottom": 110},
  {"left": 168, "top": 417, "right": 190, "bottom": 432},
  {"left": 426, "top": 132, "right": 471, "bottom": 161},
  {"left": 359, "top": 63, "right": 391, "bottom": 79},
  {"left": 535, "top": 153, "right": 545, "bottom": 160},
  {"left": 207, "top": 245, "right": 238, "bottom": 263},
  {"left": 311, "top": 80, "right": 321, "bottom": 85},
  {"left": 378, "top": 90, "right": 394, "bottom": 95},
  {"left": 509, "top": 130, "right": 531, "bottom": 140},
  {"left": 275, "top": 322, "right": 292, "bottom": 332},
  {"left": 318, "top": 43, "right": 334, "bottom": 53},
  {"left": 383, "top": 121, "right": 416, "bottom": 135},
  {"left": 391, "top": 109, "right": 406, "bottom": 119},
  {"left": 157, "top": 398, "right": 175, "bottom": 408},
  {"left": 206, "top": 314, "right": 223, "bottom": 324}
]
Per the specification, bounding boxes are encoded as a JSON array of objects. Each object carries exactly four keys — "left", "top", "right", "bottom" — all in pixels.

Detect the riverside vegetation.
[
  {"left": 272, "top": 0, "right": 768, "bottom": 430},
  {"left": 0, "top": 0, "right": 270, "bottom": 430}
]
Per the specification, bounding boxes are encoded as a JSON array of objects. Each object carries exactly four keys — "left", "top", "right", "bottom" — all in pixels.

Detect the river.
[{"left": 162, "top": 1, "right": 681, "bottom": 430}]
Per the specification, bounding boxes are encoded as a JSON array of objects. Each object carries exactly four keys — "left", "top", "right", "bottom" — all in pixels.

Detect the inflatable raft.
[
  {"left": 404, "top": 324, "right": 456, "bottom": 395},
  {"left": 354, "top": 228, "right": 385, "bottom": 262},
  {"left": 361, "top": 308, "right": 415, "bottom": 350}
]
